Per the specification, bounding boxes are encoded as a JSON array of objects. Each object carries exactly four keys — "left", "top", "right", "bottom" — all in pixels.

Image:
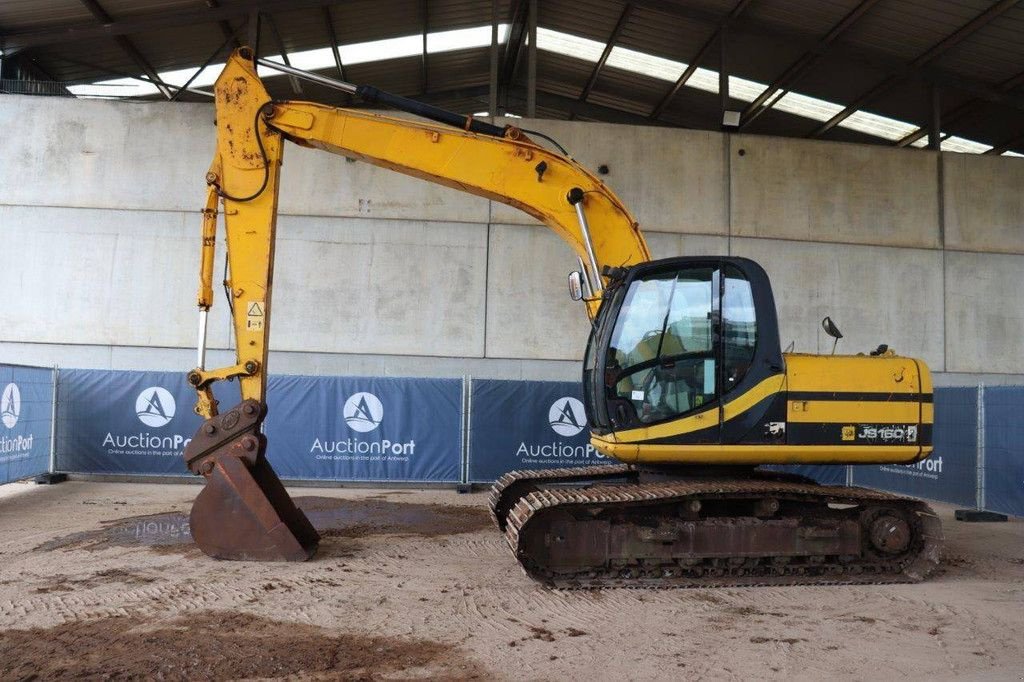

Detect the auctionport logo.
[
  {"left": 135, "top": 387, "right": 176, "bottom": 427},
  {"left": 344, "top": 392, "right": 383, "bottom": 433},
  {"left": 549, "top": 397, "right": 586, "bottom": 436},
  {"left": 1, "top": 383, "right": 20, "bottom": 429},
  {"left": 311, "top": 391, "right": 414, "bottom": 458}
]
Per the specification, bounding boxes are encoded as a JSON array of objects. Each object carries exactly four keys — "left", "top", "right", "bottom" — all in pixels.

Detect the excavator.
[{"left": 182, "top": 48, "right": 941, "bottom": 587}]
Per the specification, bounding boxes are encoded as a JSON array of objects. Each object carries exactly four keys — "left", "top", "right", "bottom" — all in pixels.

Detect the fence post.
[
  {"left": 458, "top": 375, "right": 472, "bottom": 490},
  {"left": 975, "top": 383, "right": 985, "bottom": 511},
  {"left": 48, "top": 365, "right": 58, "bottom": 474}
]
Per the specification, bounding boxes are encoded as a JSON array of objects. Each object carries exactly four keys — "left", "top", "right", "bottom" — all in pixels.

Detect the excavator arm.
[{"left": 181, "top": 48, "right": 648, "bottom": 561}]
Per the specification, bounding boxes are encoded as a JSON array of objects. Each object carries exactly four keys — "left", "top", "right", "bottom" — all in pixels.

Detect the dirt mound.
[
  {"left": 35, "top": 497, "right": 491, "bottom": 554},
  {"left": 0, "top": 611, "right": 485, "bottom": 680}
]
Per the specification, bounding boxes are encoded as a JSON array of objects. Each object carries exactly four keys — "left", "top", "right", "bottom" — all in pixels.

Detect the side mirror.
[
  {"left": 821, "top": 316, "right": 843, "bottom": 355},
  {"left": 821, "top": 316, "right": 843, "bottom": 339},
  {"left": 568, "top": 271, "right": 584, "bottom": 301}
]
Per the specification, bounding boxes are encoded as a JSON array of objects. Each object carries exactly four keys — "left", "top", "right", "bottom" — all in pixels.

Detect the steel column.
[
  {"left": 489, "top": 0, "right": 499, "bottom": 115},
  {"left": 526, "top": 0, "right": 537, "bottom": 117}
]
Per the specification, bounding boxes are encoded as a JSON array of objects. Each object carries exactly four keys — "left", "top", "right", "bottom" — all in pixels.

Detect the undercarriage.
[{"left": 489, "top": 464, "right": 942, "bottom": 588}]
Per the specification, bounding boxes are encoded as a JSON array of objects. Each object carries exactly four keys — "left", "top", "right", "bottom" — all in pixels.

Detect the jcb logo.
[{"left": 841, "top": 425, "right": 856, "bottom": 441}]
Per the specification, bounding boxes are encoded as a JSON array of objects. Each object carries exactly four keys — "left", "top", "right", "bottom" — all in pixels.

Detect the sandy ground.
[{"left": 0, "top": 480, "right": 1022, "bottom": 681}]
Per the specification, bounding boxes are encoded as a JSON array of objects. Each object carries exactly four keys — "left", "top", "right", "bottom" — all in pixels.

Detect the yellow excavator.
[{"left": 182, "top": 48, "right": 941, "bottom": 586}]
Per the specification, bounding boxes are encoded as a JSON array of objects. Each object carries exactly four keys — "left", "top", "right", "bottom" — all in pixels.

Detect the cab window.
[
  {"left": 606, "top": 267, "right": 718, "bottom": 424},
  {"left": 723, "top": 265, "right": 757, "bottom": 391}
]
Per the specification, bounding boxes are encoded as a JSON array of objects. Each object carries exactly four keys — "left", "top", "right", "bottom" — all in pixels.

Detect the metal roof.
[{"left": 0, "top": 0, "right": 1021, "bottom": 155}]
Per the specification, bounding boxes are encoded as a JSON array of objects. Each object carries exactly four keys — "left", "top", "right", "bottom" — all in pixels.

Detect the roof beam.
[
  {"left": 421, "top": 0, "right": 429, "bottom": 93},
  {"left": 263, "top": 13, "right": 302, "bottom": 94},
  {"left": 320, "top": 7, "right": 345, "bottom": 81},
  {"left": 499, "top": 0, "right": 529, "bottom": 95},
  {"left": 648, "top": 0, "right": 754, "bottom": 120},
  {"left": 896, "top": 68, "right": 1024, "bottom": 147},
  {"left": 809, "top": 0, "right": 1021, "bottom": 138},
  {"left": 739, "top": 0, "right": 881, "bottom": 130},
  {"left": 985, "top": 131, "right": 1024, "bottom": 156},
  {"left": 579, "top": 3, "right": 634, "bottom": 102},
  {"left": 206, "top": 0, "right": 241, "bottom": 49},
  {"left": 77, "top": 0, "right": 173, "bottom": 99},
  {"left": 169, "top": 16, "right": 246, "bottom": 102}
]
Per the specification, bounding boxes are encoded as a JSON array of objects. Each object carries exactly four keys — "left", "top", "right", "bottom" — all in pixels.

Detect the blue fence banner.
[
  {"left": 57, "top": 370, "right": 461, "bottom": 482},
  {"left": 983, "top": 386, "right": 1024, "bottom": 518},
  {"left": 263, "top": 375, "right": 462, "bottom": 482},
  {"left": 0, "top": 364, "right": 54, "bottom": 484},
  {"left": 57, "top": 369, "right": 218, "bottom": 476},
  {"left": 468, "top": 379, "right": 609, "bottom": 483},
  {"left": 851, "top": 386, "right": 978, "bottom": 507}
]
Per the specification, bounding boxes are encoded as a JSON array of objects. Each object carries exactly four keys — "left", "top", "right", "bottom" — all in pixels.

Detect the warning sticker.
[{"left": 246, "top": 301, "right": 265, "bottom": 331}]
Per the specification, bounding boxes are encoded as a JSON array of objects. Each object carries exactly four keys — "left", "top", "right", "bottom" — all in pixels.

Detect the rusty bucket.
[{"left": 183, "top": 400, "right": 319, "bottom": 561}]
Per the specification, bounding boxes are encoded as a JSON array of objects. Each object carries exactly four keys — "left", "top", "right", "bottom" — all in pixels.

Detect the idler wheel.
[{"left": 868, "top": 512, "right": 912, "bottom": 555}]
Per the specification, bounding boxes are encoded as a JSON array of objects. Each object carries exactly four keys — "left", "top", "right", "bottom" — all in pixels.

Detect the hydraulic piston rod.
[{"left": 567, "top": 187, "right": 603, "bottom": 294}]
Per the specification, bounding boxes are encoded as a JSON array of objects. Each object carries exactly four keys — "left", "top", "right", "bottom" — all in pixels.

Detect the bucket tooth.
[{"left": 183, "top": 399, "right": 320, "bottom": 561}]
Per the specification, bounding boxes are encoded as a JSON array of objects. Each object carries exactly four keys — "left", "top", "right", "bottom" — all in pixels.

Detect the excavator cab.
[{"left": 583, "top": 256, "right": 783, "bottom": 442}]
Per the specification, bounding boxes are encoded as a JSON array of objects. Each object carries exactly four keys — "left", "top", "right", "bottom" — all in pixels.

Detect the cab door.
[{"left": 601, "top": 263, "right": 723, "bottom": 443}]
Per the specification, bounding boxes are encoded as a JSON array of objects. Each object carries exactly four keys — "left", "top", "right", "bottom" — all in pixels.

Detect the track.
[{"left": 490, "top": 466, "right": 943, "bottom": 589}]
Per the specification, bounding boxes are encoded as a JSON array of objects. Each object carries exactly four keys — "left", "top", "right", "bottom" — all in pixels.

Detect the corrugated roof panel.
[
  {"left": 329, "top": 0, "right": 425, "bottom": 45},
  {"left": 99, "top": 0, "right": 202, "bottom": 21},
  {"left": 722, "top": 30, "right": 812, "bottom": 85},
  {"left": 590, "top": 64, "right": 666, "bottom": 110},
  {"left": 618, "top": 6, "right": 717, "bottom": 63},
  {"left": 344, "top": 55, "right": 425, "bottom": 95},
  {"left": 124, "top": 23, "right": 235, "bottom": 75},
  {"left": 539, "top": 0, "right": 625, "bottom": 43},
  {"left": 744, "top": 0, "right": 865, "bottom": 37},
  {"left": 425, "top": 47, "right": 490, "bottom": 91},
  {"left": 839, "top": 0, "right": 996, "bottom": 63},
  {"left": 929, "top": 5, "right": 1024, "bottom": 84},
  {"left": 780, "top": 53, "right": 892, "bottom": 109},
  {"left": 429, "top": 0, "right": 513, "bottom": 31},
  {"left": 266, "top": 7, "right": 349, "bottom": 58},
  {"left": 535, "top": 50, "right": 594, "bottom": 99},
  {"left": 0, "top": 0, "right": 94, "bottom": 31},
  {"left": 36, "top": 38, "right": 136, "bottom": 83}
]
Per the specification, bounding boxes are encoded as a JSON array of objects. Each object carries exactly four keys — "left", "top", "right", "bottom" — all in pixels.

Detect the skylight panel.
[
  {"left": 940, "top": 136, "right": 992, "bottom": 154},
  {"left": 535, "top": 27, "right": 605, "bottom": 62},
  {"left": 605, "top": 46, "right": 682, "bottom": 82},
  {"left": 67, "top": 79, "right": 160, "bottom": 98}
]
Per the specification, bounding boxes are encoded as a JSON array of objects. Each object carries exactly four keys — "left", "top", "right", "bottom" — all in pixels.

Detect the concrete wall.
[{"left": 2, "top": 94, "right": 1023, "bottom": 386}]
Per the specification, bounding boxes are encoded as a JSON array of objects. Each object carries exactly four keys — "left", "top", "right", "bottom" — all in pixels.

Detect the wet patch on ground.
[
  {"left": 0, "top": 611, "right": 486, "bottom": 681},
  {"left": 35, "top": 497, "right": 491, "bottom": 554},
  {"left": 32, "top": 568, "right": 158, "bottom": 593}
]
